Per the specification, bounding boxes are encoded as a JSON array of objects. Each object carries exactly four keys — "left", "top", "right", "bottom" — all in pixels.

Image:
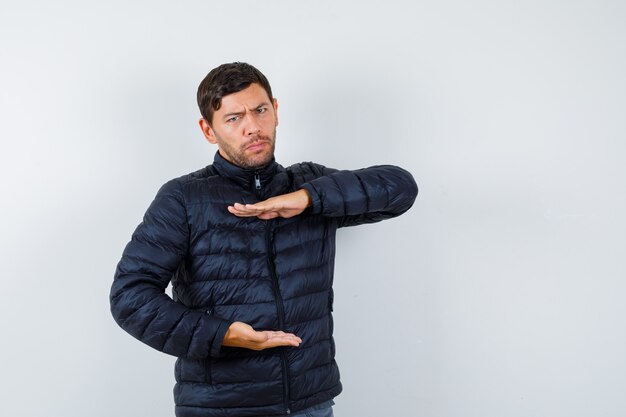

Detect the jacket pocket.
[
  {"left": 210, "top": 352, "right": 282, "bottom": 385},
  {"left": 178, "top": 357, "right": 210, "bottom": 383}
]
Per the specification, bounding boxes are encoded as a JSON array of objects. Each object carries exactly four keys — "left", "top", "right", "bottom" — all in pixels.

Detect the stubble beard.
[{"left": 219, "top": 132, "right": 276, "bottom": 170}]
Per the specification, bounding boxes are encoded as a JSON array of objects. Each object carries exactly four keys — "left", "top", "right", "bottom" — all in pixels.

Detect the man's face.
[{"left": 200, "top": 83, "right": 278, "bottom": 170}]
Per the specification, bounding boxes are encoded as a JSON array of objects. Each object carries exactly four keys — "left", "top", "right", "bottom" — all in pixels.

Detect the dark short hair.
[{"left": 197, "top": 62, "right": 273, "bottom": 125}]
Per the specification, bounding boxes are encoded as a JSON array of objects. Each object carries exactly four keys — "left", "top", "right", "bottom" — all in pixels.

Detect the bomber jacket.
[{"left": 110, "top": 151, "right": 418, "bottom": 417}]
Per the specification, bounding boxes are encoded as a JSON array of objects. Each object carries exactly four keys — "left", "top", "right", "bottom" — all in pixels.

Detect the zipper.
[
  {"left": 265, "top": 221, "right": 291, "bottom": 414},
  {"left": 254, "top": 172, "right": 261, "bottom": 190}
]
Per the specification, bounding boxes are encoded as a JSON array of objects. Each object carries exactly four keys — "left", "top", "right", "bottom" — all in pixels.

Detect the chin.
[
  {"left": 247, "top": 151, "right": 274, "bottom": 167},
  {"left": 251, "top": 156, "right": 273, "bottom": 168}
]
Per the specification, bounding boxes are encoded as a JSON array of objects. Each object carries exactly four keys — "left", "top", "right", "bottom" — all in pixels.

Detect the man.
[{"left": 110, "top": 62, "right": 418, "bottom": 417}]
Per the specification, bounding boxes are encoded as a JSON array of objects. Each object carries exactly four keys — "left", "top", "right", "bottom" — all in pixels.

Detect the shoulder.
[
  {"left": 154, "top": 165, "right": 219, "bottom": 201},
  {"left": 171, "top": 165, "right": 217, "bottom": 186},
  {"left": 169, "top": 164, "right": 220, "bottom": 188}
]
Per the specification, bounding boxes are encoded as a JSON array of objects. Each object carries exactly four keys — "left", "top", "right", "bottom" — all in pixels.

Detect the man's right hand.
[
  {"left": 222, "top": 321, "right": 302, "bottom": 350},
  {"left": 227, "top": 189, "right": 312, "bottom": 220}
]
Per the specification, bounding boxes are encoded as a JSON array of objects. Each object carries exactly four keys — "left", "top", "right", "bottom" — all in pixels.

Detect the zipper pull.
[{"left": 254, "top": 173, "right": 261, "bottom": 190}]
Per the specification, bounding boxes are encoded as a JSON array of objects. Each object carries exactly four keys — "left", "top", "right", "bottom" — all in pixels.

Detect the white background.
[{"left": 1, "top": 1, "right": 625, "bottom": 416}]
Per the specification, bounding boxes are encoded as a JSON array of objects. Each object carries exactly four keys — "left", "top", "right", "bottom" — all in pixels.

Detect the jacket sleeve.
[
  {"left": 299, "top": 164, "right": 418, "bottom": 228},
  {"left": 109, "top": 179, "right": 232, "bottom": 359}
]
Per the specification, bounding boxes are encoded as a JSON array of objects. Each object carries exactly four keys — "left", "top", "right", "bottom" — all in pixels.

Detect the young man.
[{"left": 110, "top": 62, "right": 418, "bottom": 417}]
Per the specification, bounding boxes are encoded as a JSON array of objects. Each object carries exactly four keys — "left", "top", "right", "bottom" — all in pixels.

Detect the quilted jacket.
[{"left": 110, "top": 151, "right": 418, "bottom": 417}]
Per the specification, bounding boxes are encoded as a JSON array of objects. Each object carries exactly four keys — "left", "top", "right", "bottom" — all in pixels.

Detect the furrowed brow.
[{"left": 222, "top": 110, "right": 244, "bottom": 119}]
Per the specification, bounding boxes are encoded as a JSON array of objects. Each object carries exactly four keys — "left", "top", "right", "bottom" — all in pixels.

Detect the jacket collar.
[{"left": 212, "top": 151, "right": 280, "bottom": 191}]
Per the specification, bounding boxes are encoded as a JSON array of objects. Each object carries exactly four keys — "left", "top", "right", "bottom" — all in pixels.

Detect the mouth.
[{"left": 246, "top": 140, "right": 270, "bottom": 152}]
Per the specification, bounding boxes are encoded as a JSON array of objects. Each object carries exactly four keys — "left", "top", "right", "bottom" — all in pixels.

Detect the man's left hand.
[{"left": 228, "top": 189, "right": 312, "bottom": 220}]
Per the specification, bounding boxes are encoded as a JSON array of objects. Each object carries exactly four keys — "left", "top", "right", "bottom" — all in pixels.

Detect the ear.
[
  {"left": 199, "top": 118, "right": 218, "bottom": 144},
  {"left": 273, "top": 98, "right": 279, "bottom": 127}
]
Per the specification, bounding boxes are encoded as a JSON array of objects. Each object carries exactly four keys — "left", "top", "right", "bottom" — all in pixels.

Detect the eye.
[
  {"left": 226, "top": 116, "right": 240, "bottom": 123},
  {"left": 256, "top": 107, "right": 267, "bottom": 114}
]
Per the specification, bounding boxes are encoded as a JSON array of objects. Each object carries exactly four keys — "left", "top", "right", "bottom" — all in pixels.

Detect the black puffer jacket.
[{"left": 110, "top": 152, "right": 418, "bottom": 417}]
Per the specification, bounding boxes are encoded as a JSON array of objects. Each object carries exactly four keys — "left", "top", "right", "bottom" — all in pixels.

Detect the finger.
[
  {"left": 228, "top": 204, "right": 265, "bottom": 217},
  {"left": 228, "top": 205, "right": 261, "bottom": 217},
  {"left": 264, "top": 336, "right": 301, "bottom": 348},
  {"left": 249, "top": 197, "right": 282, "bottom": 210},
  {"left": 266, "top": 331, "right": 300, "bottom": 340},
  {"left": 263, "top": 331, "right": 302, "bottom": 345},
  {"left": 234, "top": 202, "right": 257, "bottom": 209},
  {"left": 276, "top": 334, "right": 302, "bottom": 345},
  {"left": 234, "top": 203, "right": 262, "bottom": 213},
  {"left": 229, "top": 208, "right": 276, "bottom": 219}
]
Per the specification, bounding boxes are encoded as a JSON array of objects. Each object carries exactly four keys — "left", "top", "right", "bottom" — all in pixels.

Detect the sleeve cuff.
[
  {"left": 209, "top": 318, "right": 233, "bottom": 358},
  {"left": 300, "top": 183, "right": 322, "bottom": 215}
]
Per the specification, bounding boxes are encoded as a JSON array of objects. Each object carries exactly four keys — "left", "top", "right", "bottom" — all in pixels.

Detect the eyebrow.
[
  {"left": 222, "top": 110, "right": 244, "bottom": 119},
  {"left": 222, "top": 102, "right": 271, "bottom": 119}
]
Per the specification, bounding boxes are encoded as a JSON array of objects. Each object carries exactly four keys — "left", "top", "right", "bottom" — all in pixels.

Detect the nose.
[{"left": 244, "top": 115, "right": 262, "bottom": 136}]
